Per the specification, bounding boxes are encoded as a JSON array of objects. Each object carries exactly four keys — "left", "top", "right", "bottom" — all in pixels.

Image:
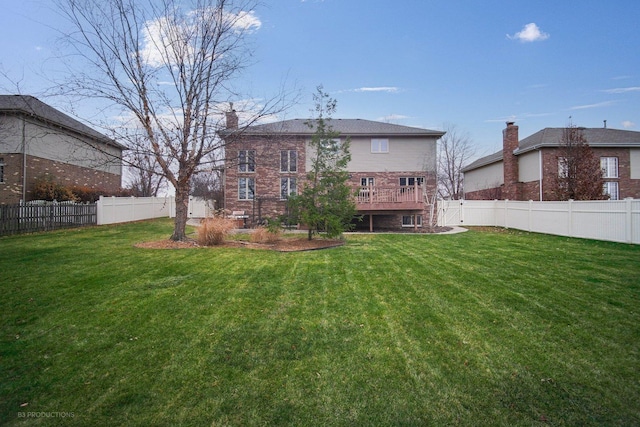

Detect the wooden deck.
[{"left": 355, "top": 186, "right": 424, "bottom": 212}]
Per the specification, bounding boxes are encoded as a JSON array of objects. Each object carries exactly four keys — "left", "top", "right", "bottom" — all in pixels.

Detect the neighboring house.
[
  {"left": 0, "top": 95, "right": 125, "bottom": 204},
  {"left": 463, "top": 122, "right": 640, "bottom": 201},
  {"left": 220, "top": 111, "right": 445, "bottom": 231}
]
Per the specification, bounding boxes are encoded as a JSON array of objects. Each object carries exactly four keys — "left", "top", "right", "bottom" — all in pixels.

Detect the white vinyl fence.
[
  {"left": 97, "top": 196, "right": 213, "bottom": 225},
  {"left": 439, "top": 199, "right": 640, "bottom": 245}
]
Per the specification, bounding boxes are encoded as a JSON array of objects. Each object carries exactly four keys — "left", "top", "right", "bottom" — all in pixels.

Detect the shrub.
[
  {"left": 197, "top": 217, "right": 235, "bottom": 246},
  {"left": 32, "top": 176, "right": 77, "bottom": 202},
  {"left": 250, "top": 226, "right": 281, "bottom": 244}
]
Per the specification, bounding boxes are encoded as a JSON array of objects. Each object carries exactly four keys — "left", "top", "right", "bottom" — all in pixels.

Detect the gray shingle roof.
[
  {"left": 0, "top": 95, "right": 125, "bottom": 149},
  {"left": 516, "top": 127, "right": 640, "bottom": 154},
  {"left": 463, "top": 127, "right": 640, "bottom": 172},
  {"left": 237, "top": 118, "right": 445, "bottom": 137}
]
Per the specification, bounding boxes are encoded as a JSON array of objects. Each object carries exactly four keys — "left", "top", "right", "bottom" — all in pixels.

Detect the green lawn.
[{"left": 1, "top": 219, "right": 638, "bottom": 426}]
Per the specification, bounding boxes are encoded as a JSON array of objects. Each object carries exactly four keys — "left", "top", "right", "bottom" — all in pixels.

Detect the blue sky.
[{"left": 2, "top": 0, "right": 639, "bottom": 159}]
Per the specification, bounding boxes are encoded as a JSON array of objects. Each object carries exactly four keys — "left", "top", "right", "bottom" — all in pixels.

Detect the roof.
[
  {"left": 227, "top": 118, "right": 445, "bottom": 137},
  {"left": 462, "top": 126, "right": 640, "bottom": 172},
  {"left": 0, "top": 95, "right": 125, "bottom": 150},
  {"left": 516, "top": 127, "right": 640, "bottom": 154}
]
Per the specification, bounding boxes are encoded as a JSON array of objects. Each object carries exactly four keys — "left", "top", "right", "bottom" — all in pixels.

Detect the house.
[
  {"left": 462, "top": 122, "right": 640, "bottom": 201},
  {"left": 220, "top": 111, "right": 445, "bottom": 231},
  {"left": 0, "top": 95, "right": 125, "bottom": 204}
]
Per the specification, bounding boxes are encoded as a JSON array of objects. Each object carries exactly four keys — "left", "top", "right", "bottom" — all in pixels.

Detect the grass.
[{"left": 0, "top": 219, "right": 638, "bottom": 426}]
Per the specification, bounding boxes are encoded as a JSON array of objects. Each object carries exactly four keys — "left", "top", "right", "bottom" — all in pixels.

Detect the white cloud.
[
  {"left": 570, "top": 101, "right": 616, "bottom": 110},
  {"left": 622, "top": 120, "right": 635, "bottom": 128},
  {"left": 139, "top": 8, "right": 261, "bottom": 68},
  {"left": 231, "top": 11, "right": 262, "bottom": 33},
  {"left": 508, "top": 23, "right": 550, "bottom": 42},
  {"left": 377, "top": 114, "right": 410, "bottom": 122},
  {"left": 602, "top": 86, "right": 640, "bottom": 94},
  {"left": 354, "top": 87, "right": 400, "bottom": 93}
]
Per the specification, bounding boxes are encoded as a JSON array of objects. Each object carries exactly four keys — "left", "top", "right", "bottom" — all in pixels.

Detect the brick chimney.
[
  {"left": 225, "top": 103, "right": 238, "bottom": 129},
  {"left": 502, "top": 121, "right": 520, "bottom": 200}
]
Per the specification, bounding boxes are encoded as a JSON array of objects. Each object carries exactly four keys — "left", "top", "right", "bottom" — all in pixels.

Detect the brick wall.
[
  {"left": 0, "top": 153, "right": 121, "bottom": 204},
  {"left": 224, "top": 134, "right": 307, "bottom": 225}
]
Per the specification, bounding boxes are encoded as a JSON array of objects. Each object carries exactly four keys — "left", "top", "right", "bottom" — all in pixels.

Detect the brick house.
[
  {"left": 0, "top": 95, "right": 125, "bottom": 204},
  {"left": 462, "top": 122, "right": 640, "bottom": 201},
  {"left": 220, "top": 111, "right": 445, "bottom": 231}
]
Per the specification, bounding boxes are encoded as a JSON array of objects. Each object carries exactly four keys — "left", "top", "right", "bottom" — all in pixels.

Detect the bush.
[
  {"left": 250, "top": 226, "right": 281, "bottom": 244},
  {"left": 32, "top": 176, "right": 77, "bottom": 202},
  {"left": 197, "top": 217, "right": 236, "bottom": 246}
]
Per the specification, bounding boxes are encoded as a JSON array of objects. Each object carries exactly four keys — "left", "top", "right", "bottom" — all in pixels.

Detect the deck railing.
[{"left": 355, "top": 185, "right": 423, "bottom": 210}]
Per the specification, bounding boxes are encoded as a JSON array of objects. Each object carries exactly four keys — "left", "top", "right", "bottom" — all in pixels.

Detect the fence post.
[
  {"left": 528, "top": 200, "right": 533, "bottom": 232},
  {"left": 626, "top": 198, "right": 633, "bottom": 244},
  {"left": 568, "top": 199, "right": 573, "bottom": 238}
]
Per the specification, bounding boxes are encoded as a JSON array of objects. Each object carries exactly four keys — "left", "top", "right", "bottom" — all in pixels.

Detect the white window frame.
[
  {"left": 371, "top": 138, "right": 389, "bottom": 153},
  {"left": 280, "top": 177, "right": 297, "bottom": 200},
  {"left": 402, "top": 215, "right": 422, "bottom": 227},
  {"left": 399, "top": 176, "right": 424, "bottom": 186},
  {"left": 238, "top": 177, "right": 255, "bottom": 200},
  {"left": 280, "top": 150, "right": 297, "bottom": 173},
  {"left": 238, "top": 150, "right": 256, "bottom": 172},
  {"left": 601, "top": 157, "right": 618, "bottom": 178},
  {"left": 360, "top": 177, "right": 375, "bottom": 187},
  {"left": 603, "top": 181, "right": 619, "bottom": 200}
]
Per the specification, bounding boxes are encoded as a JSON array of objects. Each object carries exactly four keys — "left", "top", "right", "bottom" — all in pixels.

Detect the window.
[
  {"left": 371, "top": 138, "right": 389, "bottom": 153},
  {"left": 280, "top": 177, "right": 297, "bottom": 200},
  {"left": 399, "top": 177, "right": 424, "bottom": 186},
  {"left": 238, "top": 150, "right": 256, "bottom": 172},
  {"left": 601, "top": 157, "right": 618, "bottom": 178},
  {"left": 402, "top": 215, "right": 422, "bottom": 227},
  {"left": 558, "top": 157, "right": 569, "bottom": 178},
  {"left": 0, "top": 158, "right": 4, "bottom": 183},
  {"left": 360, "top": 177, "right": 375, "bottom": 187},
  {"left": 238, "top": 177, "right": 255, "bottom": 200},
  {"left": 280, "top": 150, "right": 297, "bottom": 172},
  {"left": 604, "top": 181, "right": 619, "bottom": 200}
]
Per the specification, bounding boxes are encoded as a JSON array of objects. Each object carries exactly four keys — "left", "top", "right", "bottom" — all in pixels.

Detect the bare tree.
[
  {"left": 437, "top": 124, "right": 474, "bottom": 200},
  {"left": 55, "top": 0, "right": 290, "bottom": 240},
  {"left": 125, "top": 151, "right": 167, "bottom": 197},
  {"left": 553, "top": 125, "right": 606, "bottom": 201}
]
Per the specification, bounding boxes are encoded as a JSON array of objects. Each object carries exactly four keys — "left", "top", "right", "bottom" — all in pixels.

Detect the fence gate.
[{"left": 439, "top": 200, "right": 463, "bottom": 226}]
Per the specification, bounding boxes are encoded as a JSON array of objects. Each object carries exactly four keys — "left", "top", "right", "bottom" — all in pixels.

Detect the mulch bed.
[{"left": 134, "top": 238, "right": 344, "bottom": 252}]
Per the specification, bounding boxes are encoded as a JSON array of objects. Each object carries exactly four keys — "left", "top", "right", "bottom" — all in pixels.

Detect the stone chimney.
[
  {"left": 225, "top": 103, "right": 238, "bottom": 129},
  {"left": 502, "top": 121, "right": 520, "bottom": 200}
]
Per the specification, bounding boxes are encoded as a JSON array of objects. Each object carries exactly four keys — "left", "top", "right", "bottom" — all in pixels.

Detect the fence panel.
[
  {"left": 440, "top": 199, "right": 639, "bottom": 244},
  {"left": 97, "top": 196, "right": 173, "bottom": 225},
  {"left": 0, "top": 202, "right": 97, "bottom": 236}
]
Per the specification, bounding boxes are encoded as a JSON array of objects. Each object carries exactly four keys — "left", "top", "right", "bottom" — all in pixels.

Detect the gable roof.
[
  {"left": 0, "top": 95, "right": 125, "bottom": 150},
  {"left": 462, "top": 127, "right": 640, "bottom": 172},
  {"left": 230, "top": 118, "right": 445, "bottom": 137}
]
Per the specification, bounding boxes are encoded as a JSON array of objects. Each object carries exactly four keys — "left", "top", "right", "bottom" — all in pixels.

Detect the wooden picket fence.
[{"left": 0, "top": 201, "right": 97, "bottom": 236}]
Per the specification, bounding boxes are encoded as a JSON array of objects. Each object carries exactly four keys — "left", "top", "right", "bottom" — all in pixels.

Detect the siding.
[
  {"left": 463, "top": 162, "right": 503, "bottom": 192},
  {"left": 334, "top": 136, "right": 437, "bottom": 173},
  {"left": 518, "top": 150, "right": 540, "bottom": 183},
  {"left": 631, "top": 148, "right": 640, "bottom": 179}
]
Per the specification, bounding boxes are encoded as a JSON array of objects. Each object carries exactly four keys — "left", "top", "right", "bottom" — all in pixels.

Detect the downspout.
[
  {"left": 22, "top": 116, "right": 27, "bottom": 203},
  {"left": 538, "top": 149, "right": 543, "bottom": 201}
]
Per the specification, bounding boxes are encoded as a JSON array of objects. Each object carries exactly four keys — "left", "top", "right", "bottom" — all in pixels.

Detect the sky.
[{"left": 1, "top": 0, "right": 639, "bottom": 161}]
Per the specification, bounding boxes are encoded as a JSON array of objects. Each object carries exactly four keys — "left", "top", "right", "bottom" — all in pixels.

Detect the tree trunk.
[{"left": 171, "top": 182, "right": 190, "bottom": 241}]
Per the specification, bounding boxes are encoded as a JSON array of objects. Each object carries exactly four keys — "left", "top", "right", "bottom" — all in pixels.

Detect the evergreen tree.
[{"left": 288, "top": 87, "right": 357, "bottom": 240}]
